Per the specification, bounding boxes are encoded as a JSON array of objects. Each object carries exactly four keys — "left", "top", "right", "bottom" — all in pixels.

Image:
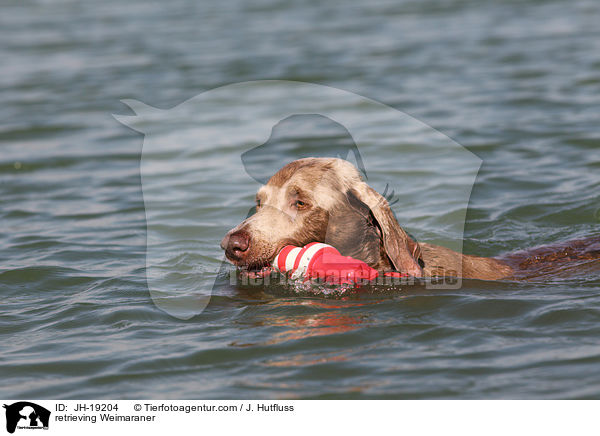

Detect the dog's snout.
[
  {"left": 223, "top": 230, "right": 250, "bottom": 261},
  {"left": 229, "top": 231, "right": 250, "bottom": 252},
  {"left": 220, "top": 234, "right": 230, "bottom": 251}
]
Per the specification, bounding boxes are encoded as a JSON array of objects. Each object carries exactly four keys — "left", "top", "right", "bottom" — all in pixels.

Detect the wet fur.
[{"left": 222, "top": 157, "right": 599, "bottom": 281}]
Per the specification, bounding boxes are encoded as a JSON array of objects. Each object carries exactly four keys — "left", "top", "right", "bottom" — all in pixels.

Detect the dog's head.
[{"left": 220, "top": 157, "right": 423, "bottom": 276}]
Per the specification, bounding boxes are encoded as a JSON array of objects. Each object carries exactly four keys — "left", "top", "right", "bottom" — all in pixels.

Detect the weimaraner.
[{"left": 221, "top": 157, "right": 599, "bottom": 280}]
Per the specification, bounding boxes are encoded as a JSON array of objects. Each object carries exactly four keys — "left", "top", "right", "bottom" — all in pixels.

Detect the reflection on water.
[{"left": 231, "top": 299, "right": 380, "bottom": 347}]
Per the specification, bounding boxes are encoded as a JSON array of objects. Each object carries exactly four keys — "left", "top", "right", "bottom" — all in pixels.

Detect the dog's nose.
[
  {"left": 223, "top": 230, "right": 250, "bottom": 260},
  {"left": 220, "top": 234, "right": 230, "bottom": 250}
]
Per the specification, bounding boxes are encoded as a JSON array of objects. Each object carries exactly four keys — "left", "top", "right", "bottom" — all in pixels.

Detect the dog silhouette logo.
[
  {"left": 114, "top": 80, "right": 481, "bottom": 319},
  {"left": 3, "top": 402, "right": 50, "bottom": 434}
]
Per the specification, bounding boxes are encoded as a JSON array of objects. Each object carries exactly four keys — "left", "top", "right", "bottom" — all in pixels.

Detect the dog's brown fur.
[{"left": 221, "top": 157, "right": 599, "bottom": 280}]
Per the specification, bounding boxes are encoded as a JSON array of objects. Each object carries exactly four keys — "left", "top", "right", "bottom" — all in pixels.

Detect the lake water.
[{"left": 1, "top": 0, "right": 600, "bottom": 399}]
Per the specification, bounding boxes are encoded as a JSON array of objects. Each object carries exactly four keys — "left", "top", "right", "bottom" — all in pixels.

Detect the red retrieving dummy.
[{"left": 273, "top": 242, "right": 381, "bottom": 284}]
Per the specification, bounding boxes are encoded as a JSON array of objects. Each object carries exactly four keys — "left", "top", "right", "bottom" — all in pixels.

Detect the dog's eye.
[{"left": 295, "top": 200, "right": 307, "bottom": 209}]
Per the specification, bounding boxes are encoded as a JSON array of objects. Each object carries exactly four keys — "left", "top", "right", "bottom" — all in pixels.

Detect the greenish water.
[{"left": 1, "top": 0, "right": 600, "bottom": 399}]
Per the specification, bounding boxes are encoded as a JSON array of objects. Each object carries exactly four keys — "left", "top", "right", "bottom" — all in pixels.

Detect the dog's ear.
[{"left": 349, "top": 184, "right": 423, "bottom": 276}]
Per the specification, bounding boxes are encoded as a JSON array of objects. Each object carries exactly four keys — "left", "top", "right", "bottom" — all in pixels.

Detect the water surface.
[{"left": 1, "top": 0, "right": 600, "bottom": 399}]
